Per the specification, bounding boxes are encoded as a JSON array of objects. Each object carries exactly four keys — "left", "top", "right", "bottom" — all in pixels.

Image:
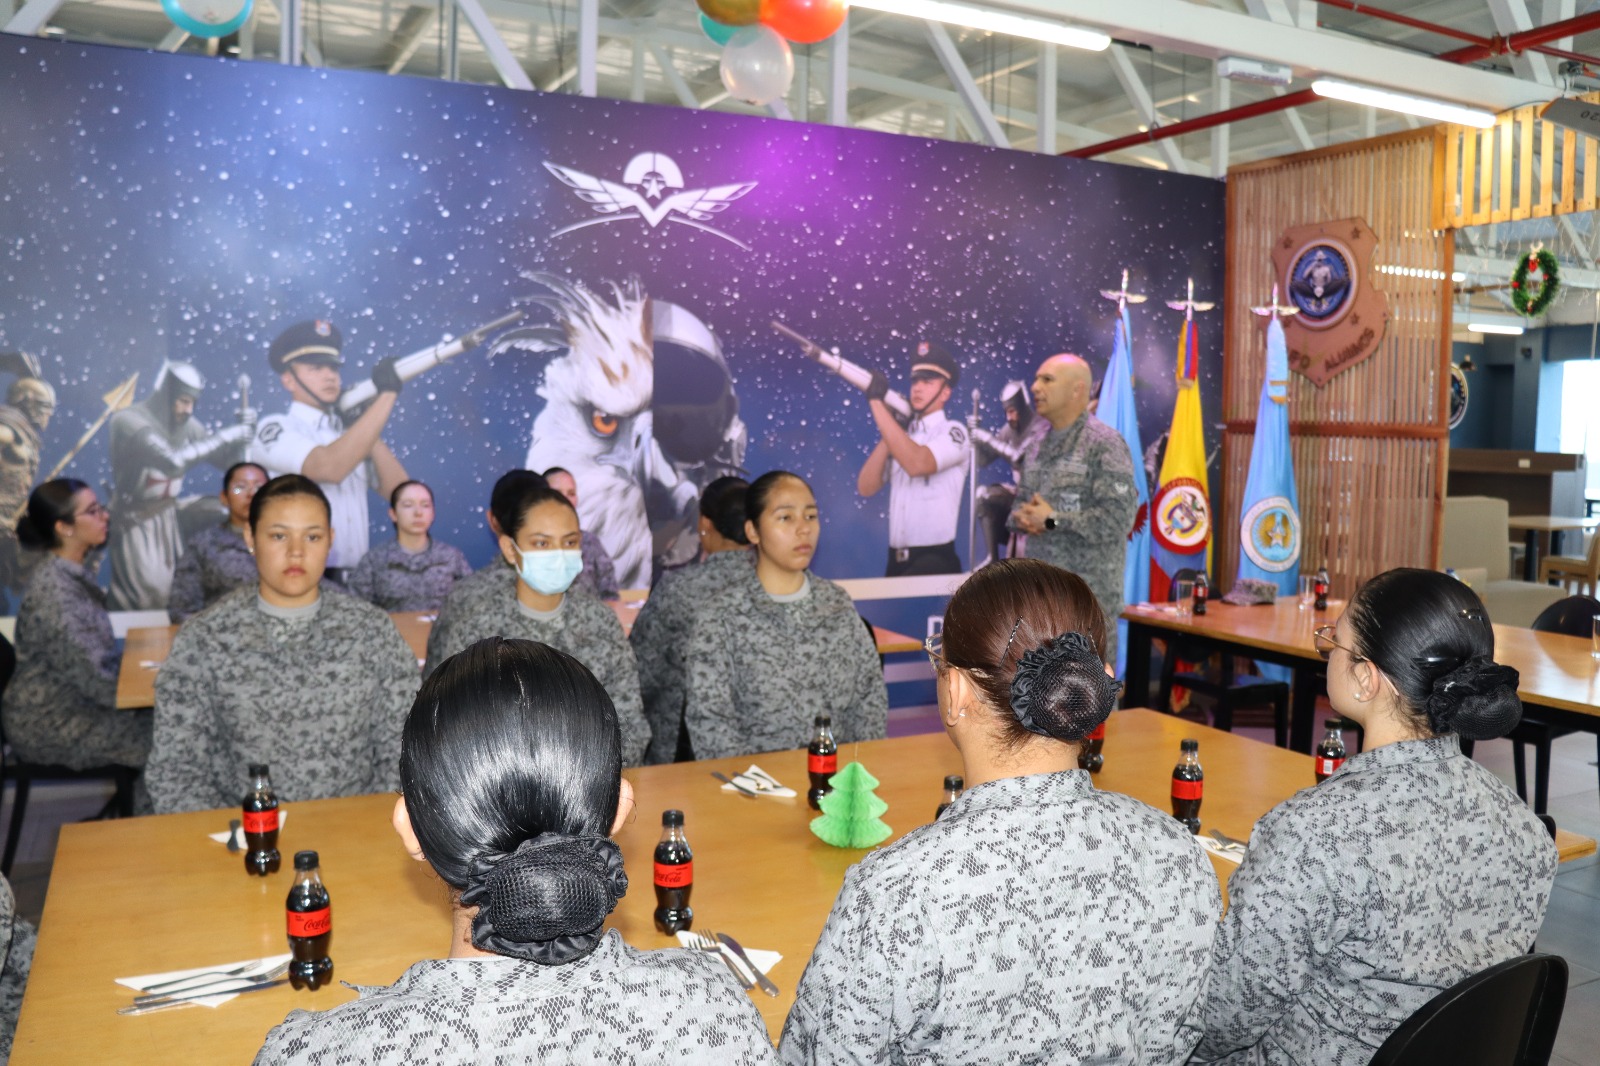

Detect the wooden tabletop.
[
  {"left": 15, "top": 708, "right": 1589, "bottom": 1063},
  {"left": 1507, "top": 515, "right": 1600, "bottom": 532},
  {"left": 1123, "top": 598, "right": 1600, "bottom": 719}
]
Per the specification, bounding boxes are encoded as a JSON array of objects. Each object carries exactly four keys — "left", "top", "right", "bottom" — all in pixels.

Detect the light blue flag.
[
  {"left": 1099, "top": 305, "right": 1150, "bottom": 677},
  {"left": 1236, "top": 315, "right": 1301, "bottom": 594}
]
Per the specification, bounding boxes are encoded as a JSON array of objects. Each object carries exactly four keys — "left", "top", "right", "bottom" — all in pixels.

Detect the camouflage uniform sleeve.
[
  {"left": 1008, "top": 451, "right": 1039, "bottom": 533},
  {"left": 50, "top": 578, "right": 118, "bottom": 710},
  {"left": 347, "top": 549, "right": 380, "bottom": 607},
  {"left": 681, "top": 603, "right": 739, "bottom": 761},
  {"left": 148, "top": 622, "right": 230, "bottom": 813},
  {"left": 422, "top": 590, "right": 466, "bottom": 678},
  {"left": 447, "top": 544, "right": 473, "bottom": 584},
  {"left": 1076, "top": 428, "right": 1138, "bottom": 550},
  {"left": 629, "top": 577, "right": 681, "bottom": 765},
  {"left": 779, "top": 860, "right": 938, "bottom": 1065},
  {"left": 168, "top": 545, "right": 204, "bottom": 623},
  {"left": 839, "top": 609, "right": 887, "bottom": 745},
  {"left": 367, "top": 618, "right": 421, "bottom": 793},
  {"left": 579, "top": 599, "right": 648, "bottom": 767},
  {"left": 1191, "top": 805, "right": 1345, "bottom": 1061}
]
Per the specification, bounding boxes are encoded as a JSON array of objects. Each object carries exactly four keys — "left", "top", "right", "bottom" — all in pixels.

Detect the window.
[{"left": 1557, "top": 359, "right": 1600, "bottom": 497}]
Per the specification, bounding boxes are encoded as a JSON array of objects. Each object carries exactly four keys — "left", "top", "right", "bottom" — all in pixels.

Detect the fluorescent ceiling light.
[
  {"left": 1465, "top": 313, "right": 1525, "bottom": 335},
  {"left": 848, "top": 0, "right": 1112, "bottom": 51},
  {"left": 1312, "top": 79, "right": 1495, "bottom": 129}
]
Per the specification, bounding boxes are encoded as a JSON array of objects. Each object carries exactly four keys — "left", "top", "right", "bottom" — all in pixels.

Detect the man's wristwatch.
[{"left": 1043, "top": 515, "right": 1059, "bottom": 531}]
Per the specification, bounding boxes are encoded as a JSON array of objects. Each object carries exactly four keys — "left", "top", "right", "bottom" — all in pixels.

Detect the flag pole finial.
[
  {"left": 1250, "top": 283, "right": 1300, "bottom": 320},
  {"left": 1099, "top": 269, "right": 1148, "bottom": 311},
  {"left": 1165, "top": 277, "right": 1216, "bottom": 322}
]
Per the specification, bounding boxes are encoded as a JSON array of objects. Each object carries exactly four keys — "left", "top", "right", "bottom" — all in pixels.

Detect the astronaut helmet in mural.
[
  {"left": 268, "top": 319, "right": 345, "bottom": 410},
  {"left": 151, "top": 360, "right": 205, "bottom": 431},
  {"left": 6, "top": 376, "right": 56, "bottom": 432},
  {"left": 999, "top": 379, "right": 1033, "bottom": 432},
  {"left": 908, "top": 340, "right": 959, "bottom": 415}
]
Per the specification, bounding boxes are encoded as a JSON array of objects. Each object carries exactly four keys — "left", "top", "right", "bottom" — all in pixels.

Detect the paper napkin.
[
  {"left": 674, "top": 932, "right": 782, "bottom": 982},
  {"left": 116, "top": 954, "right": 293, "bottom": 1008},
  {"left": 1197, "top": 834, "right": 1246, "bottom": 866},
  {"left": 719, "top": 765, "right": 796, "bottom": 799}
]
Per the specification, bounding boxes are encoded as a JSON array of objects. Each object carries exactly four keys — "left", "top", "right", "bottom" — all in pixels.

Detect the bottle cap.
[
  {"left": 943, "top": 774, "right": 963, "bottom": 790},
  {"left": 248, "top": 763, "right": 269, "bottom": 777},
  {"left": 1324, "top": 719, "right": 1343, "bottom": 730},
  {"left": 815, "top": 714, "right": 831, "bottom": 727},
  {"left": 293, "top": 850, "right": 319, "bottom": 871},
  {"left": 1181, "top": 738, "right": 1199, "bottom": 752},
  {"left": 662, "top": 809, "right": 684, "bottom": 827}
]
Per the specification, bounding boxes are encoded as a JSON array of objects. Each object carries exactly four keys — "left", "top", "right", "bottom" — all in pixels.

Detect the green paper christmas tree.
[{"left": 809, "top": 761, "right": 892, "bottom": 849}]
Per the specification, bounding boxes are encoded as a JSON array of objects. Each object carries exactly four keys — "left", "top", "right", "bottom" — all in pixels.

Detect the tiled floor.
[{"left": 3, "top": 717, "right": 1597, "bottom": 1059}]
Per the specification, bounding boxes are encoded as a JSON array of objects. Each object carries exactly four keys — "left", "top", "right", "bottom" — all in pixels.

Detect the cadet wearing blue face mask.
[{"left": 424, "top": 483, "right": 649, "bottom": 766}]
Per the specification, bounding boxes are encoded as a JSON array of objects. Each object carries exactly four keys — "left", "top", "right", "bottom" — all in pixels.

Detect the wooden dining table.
[
  {"left": 1123, "top": 597, "right": 1600, "bottom": 753},
  {"left": 116, "top": 608, "right": 923, "bottom": 710},
  {"left": 26, "top": 707, "right": 1579, "bottom": 1064},
  {"left": 1507, "top": 514, "right": 1600, "bottom": 581}
]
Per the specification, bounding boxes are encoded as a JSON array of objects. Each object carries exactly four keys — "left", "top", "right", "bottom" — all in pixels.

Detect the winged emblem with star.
[{"left": 544, "top": 153, "right": 757, "bottom": 249}]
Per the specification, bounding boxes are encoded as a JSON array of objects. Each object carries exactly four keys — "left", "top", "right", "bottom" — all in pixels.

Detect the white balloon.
[{"left": 720, "top": 26, "right": 794, "bottom": 106}]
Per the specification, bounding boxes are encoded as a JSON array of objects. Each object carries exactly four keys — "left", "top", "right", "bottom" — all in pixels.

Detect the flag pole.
[{"left": 967, "top": 386, "right": 980, "bottom": 571}]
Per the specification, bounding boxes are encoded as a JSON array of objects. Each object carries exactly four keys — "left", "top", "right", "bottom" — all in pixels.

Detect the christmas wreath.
[{"left": 1510, "top": 249, "right": 1560, "bottom": 317}]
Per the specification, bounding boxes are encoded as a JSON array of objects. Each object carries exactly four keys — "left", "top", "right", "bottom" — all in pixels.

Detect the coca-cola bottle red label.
[
  {"left": 1086, "top": 722, "right": 1106, "bottom": 741},
  {"left": 1317, "top": 756, "right": 1344, "bottom": 777},
  {"left": 243, "top": 809, "right": 280, "bottom": 835},
  {"left": 807, "top": 752, "right": 837, "bottom": 776},
  {"left": 654, "top": 861, "right": 693, "bottom": 888},
  {"left": 287, "top": 907, "right": 331, "bottom": 938},
  {"left": 1171, "top": 779, "right": 1203, "bottom": 801}
]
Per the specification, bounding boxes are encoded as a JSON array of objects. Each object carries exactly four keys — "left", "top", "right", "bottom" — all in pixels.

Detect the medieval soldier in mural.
[
  {"left": 968, "top": 380, "right": 1050, "bottom": 567},
  {"left": 249, "top": 320, "right": 409, "bottom": 582},
  {"left": 0, "top": 354, "right": 55, "bottom": 601},
  {"left": 107, "top": 362, "right": 256, "bottom": 610}
]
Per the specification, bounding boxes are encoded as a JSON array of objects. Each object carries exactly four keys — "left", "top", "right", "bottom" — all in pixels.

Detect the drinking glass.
[
  {"left": 1298, "top": 576, "right": 1315, "bottom": 610},
  {"left": 1173, "top": 579, "right": 1194, "bottom": 618}
]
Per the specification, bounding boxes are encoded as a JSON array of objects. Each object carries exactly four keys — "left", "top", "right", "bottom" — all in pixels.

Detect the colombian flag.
[{"left": 1150, "top": 316, "right": 1212, "bottom": 602}]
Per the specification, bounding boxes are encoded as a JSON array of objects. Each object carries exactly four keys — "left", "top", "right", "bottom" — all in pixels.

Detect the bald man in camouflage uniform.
[{"left": 1012, "top": 354, "right": 1137, "bottom": 659}]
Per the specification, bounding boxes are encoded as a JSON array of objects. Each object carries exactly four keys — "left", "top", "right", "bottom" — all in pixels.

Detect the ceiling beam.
[
  {"left": 2, "top": 0, "right": 64, "bottom": 36},
  {"left": 1107, "top": 44, "right": 1188, "bottom": 173},
  {"left": 1486, "top": 0, "right": 1557, "bottom": 86},
  {"left": 924, "top": 20, "right": 1007, "bottom": 147}
]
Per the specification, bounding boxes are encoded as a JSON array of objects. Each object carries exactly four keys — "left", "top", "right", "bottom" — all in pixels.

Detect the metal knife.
[
  {"left": 718, "top": 933, "right": 779, "bottom": 998},
  {"left": 117, "top": 977, "right": 289, "bottom": 1015}
]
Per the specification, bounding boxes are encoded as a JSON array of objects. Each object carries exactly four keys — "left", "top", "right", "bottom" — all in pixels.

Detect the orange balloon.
[
  {"left": 759, "top": 0, "right": 847, "bottom": 44},
  {"left": 698, "top": 0, "right": 761, "bottom": 27}
]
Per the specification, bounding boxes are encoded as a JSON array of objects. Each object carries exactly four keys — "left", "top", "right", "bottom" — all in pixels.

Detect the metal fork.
[
  {"left": 132, "top": 961, "right": 291, "bottom": 1005},
  {"left": 690, "top": 933, "right": 753, "bottom": 991},
  {"left": 137, "top": 960, "right": 264, "bottom": 995},
  {"left": 1209, "top": 828, "right": 1248, "bottom": 852}
]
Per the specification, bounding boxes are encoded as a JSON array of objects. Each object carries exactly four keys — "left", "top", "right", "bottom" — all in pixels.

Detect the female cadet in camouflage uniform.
[
  {"left": 2, "top": 479, "right": 153, "bottom": 769},
  {"left": 679, "top": 471, "right": 887, "bottom": 762},
  {"left": 1192, "top": 569, "right": 1557, "bottom": 1066},
  {"left": 347, "top": 480, "right": 471, "bottom": 612},
  {"left": 146, "top": 475, "right": 419, "bottom": 813},
  {"left": 254, "top": 638, "right": 774, "bottom": 1065},
  {"left": 167, "top": 461, "right": 267, "bottom": 623},
  {"left": 0, "top": 873, "right": 35, "bottom": 1060},
  {"left": 630, "top": 475, "right": 753, "bottom": 763},
  {"left": 424, "top": 482, "right": 649, "bottom": 766},
  {"left": 780, "top": 560, "right": 1220, "bottom": 1065}
]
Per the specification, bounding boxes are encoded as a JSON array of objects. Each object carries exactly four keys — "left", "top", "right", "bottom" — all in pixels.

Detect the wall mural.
[{"left": 0, "top": 37, "right": 1224, "bottom": 623}]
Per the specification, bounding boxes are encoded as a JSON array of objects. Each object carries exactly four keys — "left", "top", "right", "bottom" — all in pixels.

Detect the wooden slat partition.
[
  {"left": 1435, "top": 97, "right": 1600, "bottom": 227},
  {"left": 1225, "top": 131, "right": 1450, "bottom": 600}
]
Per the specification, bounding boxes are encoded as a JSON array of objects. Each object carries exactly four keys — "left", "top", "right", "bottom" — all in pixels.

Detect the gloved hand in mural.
[
  {"left": 855, "top": 341, "right": 970, "bottom": 578},
  {"left": 968, "top": 380, "right": 1050, "bottom": 566},
  {"left": 107, "top": 361, "right": 258, "bottom": 610}
]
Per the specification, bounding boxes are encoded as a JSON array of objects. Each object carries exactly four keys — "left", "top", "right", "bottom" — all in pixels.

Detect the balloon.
[
  {"left": 720, "top": 25, "right": 795, "bottom": 106},
  {"left": 759, "top": 0, "right": 846, "bottom": 44},
  {"left": 697, "top": 0, "right": 760, "bottom": 27},
  {"left": 699, "top": 12, "right": 740, "bottom": 45}
]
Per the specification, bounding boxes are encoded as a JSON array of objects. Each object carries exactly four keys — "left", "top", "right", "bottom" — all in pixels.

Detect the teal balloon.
[{"left": 700, "top": 13, "right": 740, "bottom": 45}]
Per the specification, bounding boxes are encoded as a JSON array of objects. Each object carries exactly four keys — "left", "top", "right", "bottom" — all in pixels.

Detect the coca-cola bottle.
[
  {"left": 1316, "top": 719, "right": 1348, "bottom": 783},
  {"left": 1171, "top": 739, "right": 1203, "bottom": 835},
  {"left": 652, "top": 810, "right": 693, "bottom": 935},
  {"left": 242, "top": 763, "right": 280, "bottom": 877},
  {"left": 807, "top": 715, "right": 838, "bottom": 811},
  {"left": 935, "top": 774, "right": 964, "bottom": 819},
  {"left": 1078, "top": 721, "right": 1106, "bottom": 773},
  {"left": 286, "top": 850, "right": 332, "bottom": 991},
  {"left": 1313, "top": 566, "right": 1330, "bottom": 611},
  {"left": 1192, "top": 572, "right": 1209, "bottom": 616}
]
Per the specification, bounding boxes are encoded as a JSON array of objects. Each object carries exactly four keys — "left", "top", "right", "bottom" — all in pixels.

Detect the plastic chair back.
[
  {"left": 1368, "top": 953, "right": 1568, "bottom": 1066},
  {"left": 1530, "top": 595, "right": 1600, "bottom": 637}
]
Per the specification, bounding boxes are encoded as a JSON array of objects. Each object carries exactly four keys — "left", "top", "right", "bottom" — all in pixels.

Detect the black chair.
[
  {"left": 1156, "top": 569, "right": 1290, "bottom": 746},
  {"left": 1368, "top": 953, "right": 1568, "bottom": 1066},
  {"left": 0, "top": 633, "right": 139, "bottom": 876},
  {"left": 1507, "top": 596, "right": 1600, "bottom": 815}
]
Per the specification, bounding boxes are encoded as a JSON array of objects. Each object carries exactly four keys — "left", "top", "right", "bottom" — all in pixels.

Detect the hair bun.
[
  {"left": 1424, "top": 656, "right": 1521, "bottom": 740},
  {"left": 1008, "top": 631, "right": 1119, "bottom": 743},
  {"left": 462, "top": 834, "right": 628, "bottom": 965}
]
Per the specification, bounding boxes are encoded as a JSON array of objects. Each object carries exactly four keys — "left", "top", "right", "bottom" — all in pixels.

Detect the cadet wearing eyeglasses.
[{"left": 168, "top": 462, "right": 269, "bottom": 623}]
